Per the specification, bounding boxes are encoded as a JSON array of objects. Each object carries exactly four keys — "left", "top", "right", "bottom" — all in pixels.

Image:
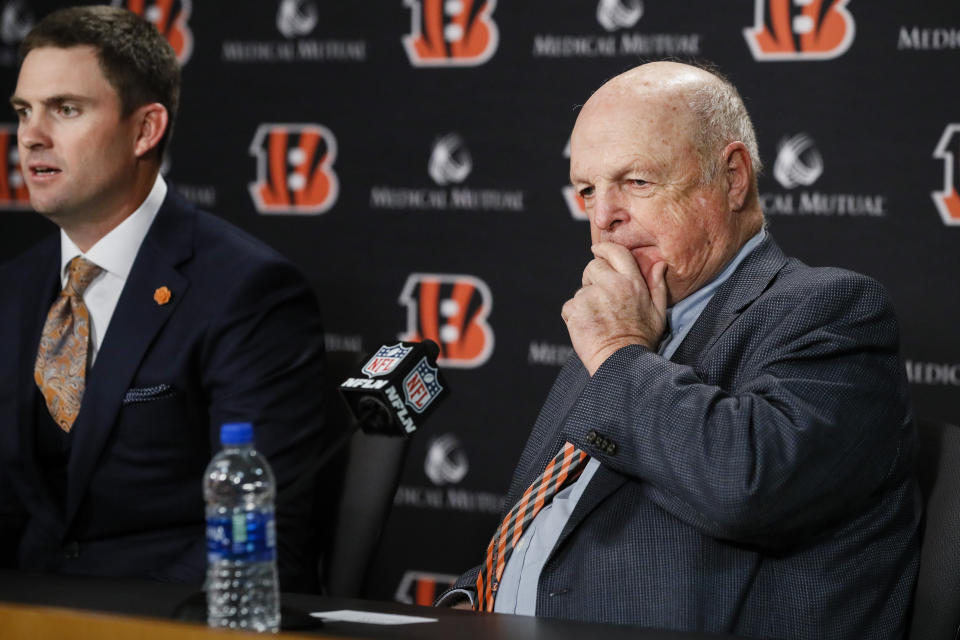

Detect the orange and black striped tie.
[{"left": 474, "top": 441, "right": 589, "bottom": 612}]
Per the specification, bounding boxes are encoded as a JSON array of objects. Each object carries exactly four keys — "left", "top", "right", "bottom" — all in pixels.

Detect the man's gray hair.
[{"left": 687, "top": 76, "right": 763, "bottom": 184}]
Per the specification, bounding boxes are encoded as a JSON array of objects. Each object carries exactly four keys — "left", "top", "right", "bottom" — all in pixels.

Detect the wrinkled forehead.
[
  {"left": 576, "top": 82, "right": 695, "bottom": 141},
  {"left": 570, "top": 85, "right": 698, "bottom": 171}
]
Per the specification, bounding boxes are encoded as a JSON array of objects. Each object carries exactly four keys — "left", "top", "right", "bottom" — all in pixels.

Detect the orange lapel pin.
[{"left": 153, "top": 286, "right": 172, "bottom": 306}]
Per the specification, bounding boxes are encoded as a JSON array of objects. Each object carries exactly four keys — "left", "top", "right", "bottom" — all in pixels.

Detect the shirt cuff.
[{"left": 434, "top": 587, "right": 475, "bottom": 608}]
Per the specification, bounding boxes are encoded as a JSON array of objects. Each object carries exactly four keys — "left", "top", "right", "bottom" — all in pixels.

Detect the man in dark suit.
[
  {"left": 439, "top": 62, "right": 920, "bottom": 639},
  {"left": 0, "top": 6, "right": 327, "bottom": 591}
]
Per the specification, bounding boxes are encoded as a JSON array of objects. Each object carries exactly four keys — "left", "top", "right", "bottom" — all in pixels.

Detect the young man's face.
[{"left": 12, "top": 45, "right": 143, "bottom": 227}]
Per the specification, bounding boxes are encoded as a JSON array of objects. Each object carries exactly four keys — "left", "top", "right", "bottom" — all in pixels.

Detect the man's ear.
[
  {"left": 132, "top": 103, "right": 169, "bottom": 158},
  {"left": 722, "top": 141, "right": 752, "bottom": 211}
]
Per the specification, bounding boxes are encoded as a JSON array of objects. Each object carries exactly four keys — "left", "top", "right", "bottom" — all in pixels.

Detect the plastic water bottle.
[{"left": 204, "top": 422, "right": 280, "bottom": 632}]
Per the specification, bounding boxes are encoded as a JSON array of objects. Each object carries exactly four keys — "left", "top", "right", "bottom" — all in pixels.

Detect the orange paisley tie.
[{"left": 34, "top": 256, "right": 103, "bottom": 432}]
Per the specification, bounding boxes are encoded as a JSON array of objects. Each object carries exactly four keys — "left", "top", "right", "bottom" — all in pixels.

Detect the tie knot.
[{"left": 65, "top": 256, "right": 102, "bottom": 297}]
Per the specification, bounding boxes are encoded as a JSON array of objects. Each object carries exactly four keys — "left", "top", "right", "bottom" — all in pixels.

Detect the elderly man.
[
  {"left": 0, "top": 6, "right": 327, "bottom": 591},
  {"left": 439, "top": 62, "right": 920, "bottom": 639}
]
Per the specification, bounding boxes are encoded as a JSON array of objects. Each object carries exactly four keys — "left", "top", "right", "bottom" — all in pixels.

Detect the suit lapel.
[
  {"left": 507, "top": 357, "right": 591, "bottom": 505},
  {"left": 557, "top": 464, "right": 626, "bottom": 549},
  {"left": 535, "top": 361, "right": 628, "bottom": 556},
  {"left": 671, "top": 235, "right": 787, "bottom": 367},
  {"left": 65, "top": 196, "right": 194, "bottom": 526}
]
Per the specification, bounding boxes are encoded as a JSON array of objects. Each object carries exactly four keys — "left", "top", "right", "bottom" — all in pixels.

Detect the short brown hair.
[{"left": 20, "top": 5, "right": 180, "bottom": 157}]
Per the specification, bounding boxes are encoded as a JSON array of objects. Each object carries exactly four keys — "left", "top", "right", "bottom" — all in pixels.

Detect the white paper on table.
[{"left": 310, "top": 609, "right": 438, "bottom": 625}]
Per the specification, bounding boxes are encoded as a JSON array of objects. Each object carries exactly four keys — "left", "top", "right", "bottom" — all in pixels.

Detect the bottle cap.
[{"left": 220, "top": 422, "right": 254, "bottom": 446}]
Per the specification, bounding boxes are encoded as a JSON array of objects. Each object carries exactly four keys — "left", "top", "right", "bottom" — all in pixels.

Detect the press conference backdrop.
[{"left": 2, "top": 0, "right": 957, "bottom": 604}]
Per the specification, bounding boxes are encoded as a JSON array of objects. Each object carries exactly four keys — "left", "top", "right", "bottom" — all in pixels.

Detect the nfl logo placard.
[
  {"left": 403, "top": 358, "right": 444, "bottom": 413},
  {"left": 362, "top": 343, "right": 413, "bottom": 377}
]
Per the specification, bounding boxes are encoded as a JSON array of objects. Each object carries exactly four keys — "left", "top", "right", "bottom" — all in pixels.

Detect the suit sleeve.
[
  {"left": 562, "top": 270, "right": 912, "bottom": 547},
  {"left": 200, "top": 257, "right": 327, "bottom": 590}
]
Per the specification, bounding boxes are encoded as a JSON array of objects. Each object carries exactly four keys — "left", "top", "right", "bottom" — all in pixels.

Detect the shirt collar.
[
  {"left": 60, "top": 175, "right": 167, "bottom": 283},
  {"left": 661, "top": 228, "right": 766, "bottom": 358}
]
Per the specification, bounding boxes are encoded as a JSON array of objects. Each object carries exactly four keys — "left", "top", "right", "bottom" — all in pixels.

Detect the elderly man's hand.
[{"left": 561, "top": 242, "right": 668, "bottom": 376}]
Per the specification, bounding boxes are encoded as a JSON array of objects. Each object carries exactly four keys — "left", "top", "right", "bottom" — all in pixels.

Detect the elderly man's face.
[{"left": 569, "top": 87, "right": 740, "bottom": 305}]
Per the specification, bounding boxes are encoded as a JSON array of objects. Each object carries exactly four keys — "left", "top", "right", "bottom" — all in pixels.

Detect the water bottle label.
[{"left": 206, "top": 511, "right": 277, "bottom": 562}]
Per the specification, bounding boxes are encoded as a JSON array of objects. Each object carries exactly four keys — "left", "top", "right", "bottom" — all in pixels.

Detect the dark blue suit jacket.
[
  {"left": 0, "top": 192, "right": 327, "bottom": 590},
  {"left": 449, "top": 236, "right": 920, "bottom": 639}
]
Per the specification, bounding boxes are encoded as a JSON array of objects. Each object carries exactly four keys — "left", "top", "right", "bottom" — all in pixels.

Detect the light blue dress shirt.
[{"left": 494, "top": 229, "right": 767, "bottom": 615}]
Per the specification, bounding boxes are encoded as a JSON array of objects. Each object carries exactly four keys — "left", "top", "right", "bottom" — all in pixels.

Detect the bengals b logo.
[
  {"left": 395, "top": 571, "right": 458, "bottom": 606},
  {"left": 933, "top": 124, "right": 960, "bottom": 226},
  {"left": 399, "top": 274, "right": 493, "bottom": 368},
  {"left": 113, "top": 0, "right": 193, "bottom": 64},
  {"left": 562, "top": 138, "right": 587, "bottom": 221},
  {"left": 743, "top": 0, "right": 854, "bottom": 61},
  {"left": 0, "top": 125, "right": 30, "bottom": 210},
  {"left": 562, "top": 185, "right": 587, "bottom": 221},
  {"left": 403, "top": 0, "right": 498, "bottom": 67},
  {"left": 248, "top": 124, "right": 339, "bottom": 215}
]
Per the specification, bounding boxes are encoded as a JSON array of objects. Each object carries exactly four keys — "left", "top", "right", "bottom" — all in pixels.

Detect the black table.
[{"left": 0, "top": 569, "right": 742, "bottom": 639}]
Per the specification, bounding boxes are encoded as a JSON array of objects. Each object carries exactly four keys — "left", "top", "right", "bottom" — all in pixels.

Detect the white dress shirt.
[{"left": 58, "top": 175, "right": 167, "bottom": 365}]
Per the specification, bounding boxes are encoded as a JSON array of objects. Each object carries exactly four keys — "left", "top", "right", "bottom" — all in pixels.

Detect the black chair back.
[
  {"left": 319, "top": 349, "right": 410, "bottom": 598},
  {"left": 910, "top": 419, "right": 960, "bottom": 640}
]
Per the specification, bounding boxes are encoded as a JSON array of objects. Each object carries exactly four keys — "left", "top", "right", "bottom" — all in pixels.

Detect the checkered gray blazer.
[{"left": 447, "top": 235, "right": 920, "bottom": 640}]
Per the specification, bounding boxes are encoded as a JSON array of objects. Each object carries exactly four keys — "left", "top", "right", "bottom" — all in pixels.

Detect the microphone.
[
  {"left": 339, "top": 340, "right": 449, "bottom": 437},
  {"left": 252, "top": 340, "right": 448, "bottom": 537}
]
